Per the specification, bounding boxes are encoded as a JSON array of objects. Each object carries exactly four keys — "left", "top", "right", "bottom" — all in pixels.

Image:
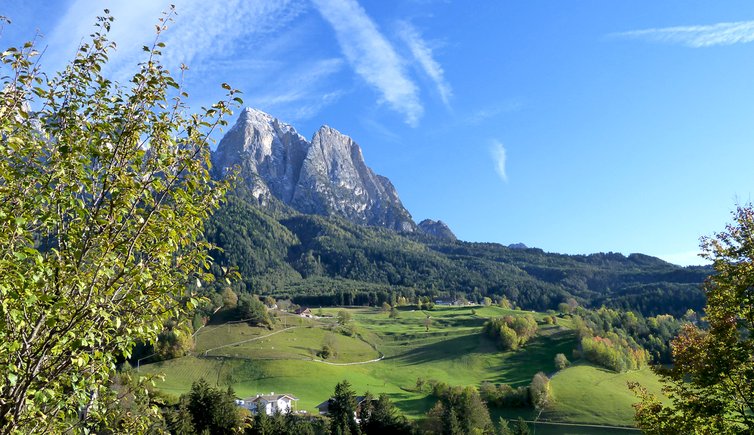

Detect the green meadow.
[{"left": 140, "top": 305, "right": 660, "bottom": 429}]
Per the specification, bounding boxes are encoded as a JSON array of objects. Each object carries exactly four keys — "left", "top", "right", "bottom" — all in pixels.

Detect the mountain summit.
[{"left": 212, "top": 108, "right": 417, "bottom": 232}]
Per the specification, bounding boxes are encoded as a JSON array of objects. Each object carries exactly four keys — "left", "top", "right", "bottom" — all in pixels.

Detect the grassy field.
[
  {"left": 140, "top": 305, "right": 656, "bottom": 429},
  {"left": 545, "top": 364, "right": 664, "bottom": 426}
]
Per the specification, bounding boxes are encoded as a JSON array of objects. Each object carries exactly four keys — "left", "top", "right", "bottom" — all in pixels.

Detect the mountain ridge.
[{"left": 212, "top": 108, "right": 420, "bottom": 232}]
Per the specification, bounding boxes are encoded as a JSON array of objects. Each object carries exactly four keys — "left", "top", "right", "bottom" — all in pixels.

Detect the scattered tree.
[
  {"left": 554, "top": 353, "right": 570, "bottom": 370},
  {"left": 529, "top": 372, "right": 551, "bottom": 410},
  {"left": 237, "top": 293, "right": 273, "bottom": 328},
  {"left": 221, "top": 287, "right": 239, "bottom": 309},
  {"left": 389, "top": 306, "right": 400, "bottom": 319},
  {"left": 337, "top": 309, "right": 352, "bottom": 325},
  {"left": 154, "top": 320, "right": 195, "bottom": 360}
]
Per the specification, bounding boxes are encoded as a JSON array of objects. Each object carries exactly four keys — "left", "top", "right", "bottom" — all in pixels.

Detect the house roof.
[
  {"left": 243, "top": 394, "right": 298, "bottom": 402},
  {"left": 294, "top": 307, "right": 311, "bottom": 314},
  {"left": 316, "top": 396, "right": 368, "bottom": 413}
]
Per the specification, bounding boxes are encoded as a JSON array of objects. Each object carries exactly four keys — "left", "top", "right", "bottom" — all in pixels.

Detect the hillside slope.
[{"left": 205, "top": 193, "right": 709, "bottom": 316}]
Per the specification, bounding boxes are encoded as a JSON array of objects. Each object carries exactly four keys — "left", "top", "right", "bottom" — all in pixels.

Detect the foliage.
[
  {"left": 329, "top": 380, "right": 361, "bottom": 435},
  {"left": 237, "top": 293, "right": 273, "bottom": 328},
  {"left": 221, "top": 287, "right": 238, "bottom": 309},
  {"left": 207, "top": 194, "right": 709, "bottom": 315},
  {"left": 155, "top": 320, "right": 195, "bottom": 360},
  {"left": 245, "top": 411, "right": 327, "bottom": 435},
  {"left": 337, "top": 310, "right": 352, "bottom": 325},
  {"left": 422, "top": 384, "right": 493, "bottom": 434},
  {"left": 512, "top": 418, "right": 530, "bottom": 435},
  {"left": 318, "top": 344, "right": 333, "bottom": 360},
  {"left": 0, "top": 10, "right": 239, "bottom": 433},
  {"left": 554, "top": 353, "right": 569, "bottom": 370},
  {"left": 631, "top": 205, "right": 754, "bottom": 434},
  {"left": 528, "top": 372, "right": 551, "bottom": 410},
  {"left": 580, "top": 334, "right": 648, "bottom": 373},
  {"left": 184, "top": 378, "right": 243, "bottom": 434},
  {"left": 478, "top": 382, "right": 529, "bottom": 408},
  {"left": 482, "top": 315, "right": 538, "bottom": 350},
  {"left": 359, "top": 393, "right": 413, "bottom": 435},
  {"left": 573, "top": 306, "right": 681, "bottom": 365}
]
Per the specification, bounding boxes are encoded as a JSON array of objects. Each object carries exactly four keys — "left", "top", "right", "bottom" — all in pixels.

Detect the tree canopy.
[
  {"left": 0, "top": 10, "right": 239, "bottom": 433},
  {"left": 631, "top": 204, "right": 754, "bottom": 434}
]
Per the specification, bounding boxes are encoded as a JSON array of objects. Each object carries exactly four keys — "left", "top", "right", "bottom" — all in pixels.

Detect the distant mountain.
[
  {"left": 206, "top": 109, "right": 711, "bottom": 317},
  {"left": 204, "top": 192, "right": 711, "bottom": 317},
  {"left": 418, "top": 219, "right": 456, "bottom": 241},
  {"left": 212, "top": 108, "right": 416, "bottom": 232}
]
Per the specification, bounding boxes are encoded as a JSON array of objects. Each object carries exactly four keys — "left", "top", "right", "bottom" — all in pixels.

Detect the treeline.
[
  {"left": 580, "top": 335, "right": 649, "bottom": 373},
  {"left": 482, "top": 315, "right": 538, "bottom": 350},
  {"left": 158, "top": 378, "right": 415, "bottom": 434},
  {"left": 415, "top": 375, "right": 550, "bottom": 433},
  {"left": 204, "top": 193, "right": 710, "bottom": 317},
  {"left": 573, "top": 307, "right": 688, "bottom": 368}
]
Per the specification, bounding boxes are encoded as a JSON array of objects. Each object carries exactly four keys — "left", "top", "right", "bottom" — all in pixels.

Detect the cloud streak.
[
  {"left": 490, "top": 141, "right": 508, "bottom": 182},
  {"left": 612, "top": 20, "right": 754, "bottom": 47},
  {"left": 43, "top": 0, "right": 350, "bottom": 121},
  {"left": 44, "top": 0, "right": 306, "bottom": 80},
  {"left": 397, "top": 21, "right": 452, "bottom": 106},
  {"left": 250, "top": 58, "right": 346, "bottom": 121},
  {"left": 311, "top": 0, "right": 423, "bottom": 126}
]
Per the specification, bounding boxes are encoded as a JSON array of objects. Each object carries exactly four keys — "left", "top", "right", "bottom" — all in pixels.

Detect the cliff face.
[
  {"left": 212, "top": 108, "right": 416, "bottom": 232},
  {"left": 418, "top": 219, "right": 457, "bottom": 241}
]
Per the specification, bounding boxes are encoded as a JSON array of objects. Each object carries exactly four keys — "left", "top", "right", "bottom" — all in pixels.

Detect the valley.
[{"left": 140, "top": 305, "right": 663, "bottom": 432}]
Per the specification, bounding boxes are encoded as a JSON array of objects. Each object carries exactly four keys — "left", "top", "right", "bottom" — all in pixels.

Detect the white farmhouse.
[{"left": 236, "top": 393, "right": 299, "bottom": 415}]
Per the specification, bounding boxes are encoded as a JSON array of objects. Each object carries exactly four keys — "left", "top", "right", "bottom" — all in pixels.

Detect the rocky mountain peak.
[
  {"left": 213, "top": 108, "right": 417, "bottom": 233},
  {"left": 418, "top": 219, "right": 457, "bottom": 240}
]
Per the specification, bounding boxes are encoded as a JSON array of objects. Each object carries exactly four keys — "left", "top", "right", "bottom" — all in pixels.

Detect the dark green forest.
[{"left": 205, "top": 192, "right": 709, "bottom": 317}]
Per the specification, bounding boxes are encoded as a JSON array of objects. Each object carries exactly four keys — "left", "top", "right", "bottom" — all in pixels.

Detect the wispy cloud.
[
  {"left": 612, "top": 20, "right": 754, "bottom": 47},
  {"left": 311, "top": 0, "right": 423, "bottom": 126},
  {"left": 397, "top": 21, "right": 452, "bottom": 106},
  {"left": 490, "top": 140, "right": 508, "bottom": 182},
  {"left": 463, "top": 101, "right": 523, "bottom": 126},
  {"left": 43, "top": 0, "right": 306, "bottom": 79},
  {"left": 250, "top": 58, "right": 346, "bottom": 121},
  {"left": 42, "top": 0, "right": 352, "bottom": 121}
]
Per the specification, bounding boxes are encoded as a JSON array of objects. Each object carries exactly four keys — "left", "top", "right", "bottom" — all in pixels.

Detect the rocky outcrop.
[
  {"left": 213, "top": 108, "right": 416, "bottom": 232},
  {"left": 418, "top": 219, "right": 456, "bottom": 241}
]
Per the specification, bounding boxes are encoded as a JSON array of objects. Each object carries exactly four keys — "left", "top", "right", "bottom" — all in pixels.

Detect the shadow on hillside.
[
  {"left": 488, "top": 330, "right": 578, "bottom": 386},
  {"left": 386, "top": 333, "right": 495, "bottom": 365}
]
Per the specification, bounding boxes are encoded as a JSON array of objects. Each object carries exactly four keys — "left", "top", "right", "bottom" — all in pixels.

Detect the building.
[
  {"left": 236, "top": 393, "right": 299, "bottom": 415},
  {"left": 294, "top": 307, "right": 313, "bottom": 318},
  {"left": 316, "top": 396, "right": 373, "bottom": 422}
]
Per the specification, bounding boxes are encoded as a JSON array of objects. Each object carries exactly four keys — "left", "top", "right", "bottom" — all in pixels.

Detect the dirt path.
[{"left": 309, "top": 353, "right": 385, "bottom": 366}]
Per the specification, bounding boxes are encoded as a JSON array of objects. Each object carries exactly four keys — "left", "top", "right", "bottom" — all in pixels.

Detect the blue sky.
[{"left": 4, "top": 1, "right": 754, "bottom": 265}]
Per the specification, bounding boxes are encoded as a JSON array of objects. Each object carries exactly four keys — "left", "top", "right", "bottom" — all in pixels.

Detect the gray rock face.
[
  {"left": 213, "top": 108, "right": 416, "bottom": 232},
  {"left": 418, "top": 219, "right": 456, "bottom": 241}
]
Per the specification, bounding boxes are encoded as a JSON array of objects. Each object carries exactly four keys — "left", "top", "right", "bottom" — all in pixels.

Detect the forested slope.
[{"left": 205, "top": 193, "right": 709, "bottom": 316}]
